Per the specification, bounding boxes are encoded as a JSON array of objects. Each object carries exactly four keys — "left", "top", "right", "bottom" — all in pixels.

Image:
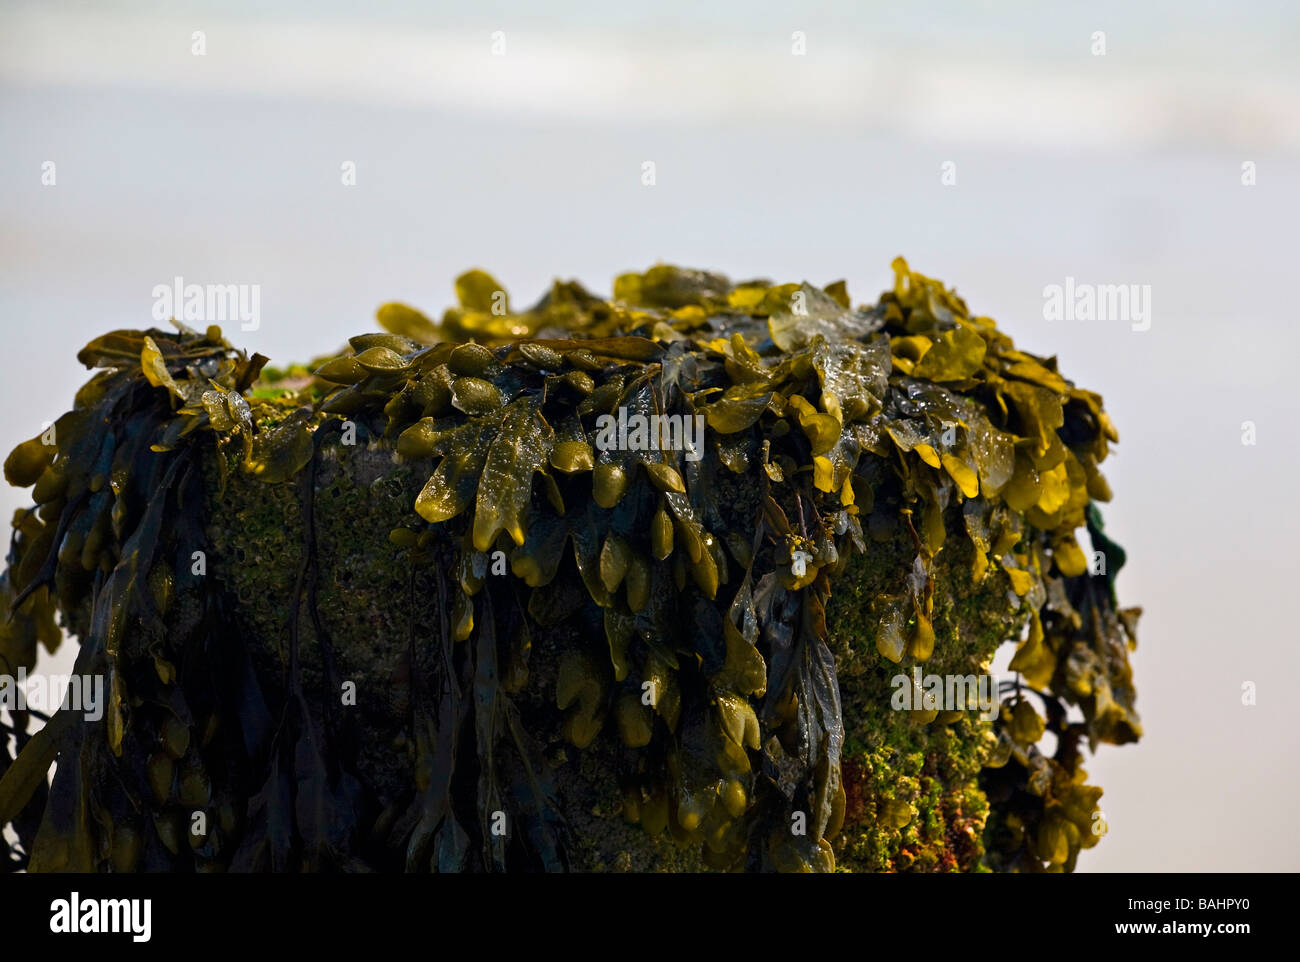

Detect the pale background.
[{"left": 2, "top": 0, "right": 1297, "bottom": 871}]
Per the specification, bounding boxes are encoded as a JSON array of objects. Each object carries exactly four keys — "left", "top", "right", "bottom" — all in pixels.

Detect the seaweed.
[{"left": 0, "top": 259, "right": 1140, "bottom": 872}]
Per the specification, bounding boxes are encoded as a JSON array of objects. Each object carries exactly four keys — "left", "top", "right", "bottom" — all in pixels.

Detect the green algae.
[
  {"left": 0, "top": 260, "right": 1140, "bottom": 872},
  {"left": 827, "top": 530, "right": 1014, "bottom": 872}
]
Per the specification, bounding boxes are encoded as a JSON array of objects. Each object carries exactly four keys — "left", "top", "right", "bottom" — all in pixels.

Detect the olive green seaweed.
[{"left": 0, "top": 259, "right": 1140, "bottom": 872}]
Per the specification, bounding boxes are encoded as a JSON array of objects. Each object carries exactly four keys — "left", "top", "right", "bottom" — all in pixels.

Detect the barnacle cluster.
[{"left": 0, "top": 259, "right": 1140, "bottom": 872}]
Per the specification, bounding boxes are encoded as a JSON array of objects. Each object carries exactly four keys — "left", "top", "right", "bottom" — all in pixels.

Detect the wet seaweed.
[{"left": 0, "top": 259, "right": 1140, "bottom": 872}]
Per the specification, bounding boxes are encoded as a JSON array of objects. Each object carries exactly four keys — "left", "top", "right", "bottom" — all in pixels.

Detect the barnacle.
[{"left": 0, "top": 259, "right": 1140, "bottom": 873}]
